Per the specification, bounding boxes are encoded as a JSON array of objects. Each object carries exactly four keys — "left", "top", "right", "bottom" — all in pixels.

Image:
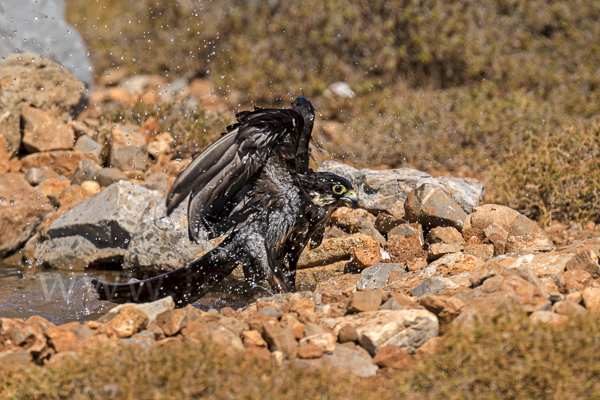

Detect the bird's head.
[
  {"left": 304, "top": 172, "right": 358, "bottom": 208},
  {"left": 291, "top": 96, "right": 315, "bottom": 121}
]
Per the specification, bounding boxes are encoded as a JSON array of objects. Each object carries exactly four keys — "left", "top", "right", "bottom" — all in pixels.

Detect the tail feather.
[{"left": 91, "top": 248, "right": 235, "bottom": 306}]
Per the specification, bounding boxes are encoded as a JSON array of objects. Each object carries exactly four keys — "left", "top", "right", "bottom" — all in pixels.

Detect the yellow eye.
[{"left": 332, "top": 184, "right": 346, "bottom": 195}]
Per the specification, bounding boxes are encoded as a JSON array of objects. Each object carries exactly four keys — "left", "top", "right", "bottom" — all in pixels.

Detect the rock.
[
  {"left": 429, "top": 252, "right": 484, "bottom": 277},
  {"left": 145, "top": 172, "right": 170, "bottom": 195},
  {"left": 122, "top": 199, "right": 214, "bottom": 273},
  {"left": 46, "top": 180, "right": 161, "bottom": 249},
  {"left": 109, "top": 125, "right": 148, "bottom": 171},
  {"left": 44, "top": 327, "right": 81, "bottom": 353},
  {"left": 25, "top": 166, "right": 57, "bottom": 187},
  {"left": 59, "top": 322, "right": 94, "bottom": 341},
  {"left": 0, "top": 173, "right": 52, "bottom": 258},
  {"left": 388, "top": 223, "right": 424, "bottom": 242},
  {"left": 427, "top": 226, "right": 466, "bottom": 245},
  {"left": 195, "top": 324, "right": 245, "bottom": 352},
  {"left": 374, "top": 213, "right": 404, "bottom": 235},
  {"left": 0, "top": 53, "right": 86, "bottom": 153},
  {"left": 289, "top": 297, "right": 317, "bottom": 315},
  {"left": 553, "top": 300, "right": 588, "bottom": 318},
  {"left": 411, "top": 276, "right": 457, "bottom": 297},
  {"left": 419, "top": 294, "right": 464, "bottom": 325},
  {"left": 256, "top": 307, "right": 283, "bottom": 320},
  {"left": 372, "top": 344, "right": 413, "bottom": 369},
  {"left": 37, "top": 178, "right": 71, "bottom": 200},
  {"left": 357, "top": 263, "right": 406, "bottom": 290},
  {"left": 565, "top": 250, "right": 600, "bottom": 279},
  {"left": 347, "top": 290, "right": 384, "bottom": 313},
  {"left": 21, "top": 106, "right": 75, "bottom": 153},
  {"left": 385, "top": 233, "right": 427, "bottom": 264},
  {"left": 427, "top": 243, "right": 464, "bottom": 261},
  {"left": 582, "top": 287, "right": 600, "bottom": 313},
  {"left": 298, "top": 233, "right": 373, "bottom": 268},
  {"left": 463, "top": 244, "right": 494, "bottom": 260},
  {"left": 98, "top": 306, "right": 149, "bottom": 339},
  {"left": 562, "top": 269, "right": 593, "bottom": 292},
  {"left": 70, "top": 159, "right": 102, "bottom": 186},
  {"left": 0, "top": 350, "right": 32, "bottom": 368},
  {"left": 242, "top": 330, "right": 268, "bottom": 347},
  {"left": 338, "top": 325, "right": 358, "bottom": 343},
  {"left": 262, "top": 325, "right": 298, "bottom": 360},
  {"left": 25, "top": 316, "right": 56, "bottom": 332},
  {"left": 21, "top": 150, "right": 99, "bottom": 179},
  {"left": 73, "top": 135, "right": 103, "bottom": 160},
  {"left": 318, "top": 161, "right": 484, "bottom": 218},
  {"left": 155, "top": 309, "right": 188, "bottom": 337},
  {"left": 462, "top": 205, "right": 554, "bottom": 252},
  {"left": 102, "top": 297, "right": 175, "bottom": 325},
  {"left": 451, "top": 291, "right": 522, "bottom": 330},
  {"left": 498, "top": 276, "right": 551, "bottom": 312},
  {"left": 303, "top": 323, "right": 325, "bottom": 338},
  {"left": 529, "top": 311, "right": 568, "bottom": 326},
  {"left": 297, "top": 343, "right": 324, "bottom": 359},
  {"left": 301, "top": 344, "right": 378, "bottom": 377},
  {"left": 404, "top": 184, "right": 468, "bottom": 230},
  {"left": 299, "top": 332, "right": 336, "bottom": 353},
  {"left": 333, "top": 309, "right": 439, "bottom": 355},
  {"left": 0, "top": 318, "right": 46, "bottom": 353},
  {"left": 35, "top": 235, "right": 126, "bottom": 270}
]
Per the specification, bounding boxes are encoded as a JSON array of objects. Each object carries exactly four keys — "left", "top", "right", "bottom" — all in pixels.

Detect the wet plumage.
[{"left": 89, "top": 98, "right": 357, "bottom": 306}]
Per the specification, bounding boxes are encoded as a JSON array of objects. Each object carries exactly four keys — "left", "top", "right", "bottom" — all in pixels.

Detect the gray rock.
[
  {"left": 299, "top": 345, "right": 378, "bottom": 377},
  {"left": 73, "top": 135, "right": 103, "bottom": 160},
  {"left": 70, "top": 158, "right": 102, "bottom": 185},
  {"left": 35, "top": 235, "right": 127, "bottom": 270},
  {"left": 0, "top": 0, "right": 93, "bottom": 87},
  {"left": 95, "top": 167, "right": 128, "bottom": 187},
  {"left": 122, "top": 198, "right": 215, "bottom": 273},
  {"left": 404, "top": 184, "right": 468, "bottom": 230},
  {"left": 47, "top": 180, "right": 161, "bottom": 248},
  {"left": 318, "top": 161, "right": 485, "bottom": 218},
  {"left": 256, "top": 306, "right": 283, "bottom": 319},
  {"left": 411, "top": 276, "right": 456, "bottom": 298},
  {"left": 145, "top": 172, "right": 170, "bottom": 195},
  {"left": 333, "top": 309, "right": 439, "bottom": 355},
  {"left": 356, "top": 263, "right": 405, "bottom": 290}
]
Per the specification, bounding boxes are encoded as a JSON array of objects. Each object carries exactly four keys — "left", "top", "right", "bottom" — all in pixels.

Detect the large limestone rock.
[
  {"left": 318, "top": 161, "right": 485, "bottom": 218},
  {"left": 0, "top": 173, "right": 52, "bottom": 258},
  {"left": 0, "top": 53, "right": 86, "bottom": 154},
  {"left": 36, "top": 181, "right": 162, "bottom": 269},
  {"left": 123, "top": 199, "right": 215, "bottom": 273},
  {"left": 333, "top": 309, "right": 439, "bottom": 355}
]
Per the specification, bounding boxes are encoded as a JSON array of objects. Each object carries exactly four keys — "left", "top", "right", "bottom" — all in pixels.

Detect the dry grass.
[
  {"left": 4, "top": 314, "right": 600, "bottom": 399},
  {"left": 65, "top": 0, "right": 600, "bottom": 224}
]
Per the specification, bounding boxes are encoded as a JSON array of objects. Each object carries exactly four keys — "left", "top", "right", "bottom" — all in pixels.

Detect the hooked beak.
[{"left": 342, "top": 190, "right": 358, "bottom": 208}]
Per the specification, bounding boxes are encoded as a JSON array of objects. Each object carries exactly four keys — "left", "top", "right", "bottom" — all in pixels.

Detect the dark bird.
[
  {"left": 90, "top": 173, "right": 356, "bottom": 305},
  {"left": 84, "top": 97, "right": 357, "bottom": 306}
]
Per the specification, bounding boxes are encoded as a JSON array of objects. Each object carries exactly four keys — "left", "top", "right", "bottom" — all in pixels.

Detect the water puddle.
[{"left": 0, "top": 265, "right": 262, "bottom": 324}]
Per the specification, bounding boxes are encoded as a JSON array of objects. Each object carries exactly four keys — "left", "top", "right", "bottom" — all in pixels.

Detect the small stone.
[
  {"left": 385, "top": 233, "right": 427, "bottom": 264},
  {"left": 289, "top": 298, "right": 316, "bottom": 315},
  {"left": 351, "top": 241, "right": 384, "bottom": 269},
  {"left": 21, "top": 106, "right": 75, "bottom": 152},
  {"left": 529, "top": 311, "right": 568, "bottom": 327},
  {"left": 553, "top": 300, "right": 588, "bottom": 318},
  {"left": 565, "top": 250, "right": 600, "bottom": 279},
  {"left": 304, "top": 323, "right": 326, "bottom": 338},
  {"left": 356, "top": 263, "right": 405, "bottom": 290},
  {"left": 299, "top": 332, "right": 336, "bottom": 353},
  {"left": 256, "top": 306, "right": 283, "bottom": 320},
  {"left": 404, "top": 184, "right": 468, "bottom": 230},
  {"left": 338, "top": 325, "right": 358, "bottom": 343},
  {"left": 563, "top": 269, "right": 593, "bottom": 292},
  {"left": 291, "top": 323, "right": 306, "bottom": 340},
  {"left": 374, "top": 213, "right": 404, "bottom": 235},
  {"left": 25, "top": 316, "right": 56, "bottom": 332},
  {"left": 262, "top": 325, "right": 298, "bottom": 360},
  {"left": 372, "top": 344, "right": 412, "bottom": 369},
  {"left": 427, "top": 227, "right": 466, "bottom": 245},
  {"left": 297, "top": 343, "right": 324, "bottom": 359},
  {"left": 44, "top": 327, "right": 81, "bottom": 353},
  {"left": 411, "top": 276, "right": 456, "bottom": 298},
  {"left": 109, "top": 125, "right": 148, "bottom": 172},
  {"left": 427, "top": 243, "right": 464, "bottom": 261},
  {"left": 145, "top": 324, "right": 165, "bottom": 341},
  {"left": 347, "top": 290, "right": 383, "bottom": 313},
  {"left": 419, "top": 294, "right": 464, "bottom": 325},
  {"left": 388, "top": 223, "right": 424, "bottom": 242},
  {"left": 582, "top": 287, "right": 600, "bottom": 313},
  {"left": 463, "top": 244, "right": 494, "bottom": 260},
  {"left": 97, "top": 305, "right": 149, "bottom": 339},
  {"left": 242, "top": 330, "right": 268, "bottom": 348}
]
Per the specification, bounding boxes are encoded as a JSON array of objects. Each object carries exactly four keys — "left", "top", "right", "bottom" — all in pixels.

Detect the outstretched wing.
[{"left": 165, "top": 108, "right": 305, "bottom": 241}]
